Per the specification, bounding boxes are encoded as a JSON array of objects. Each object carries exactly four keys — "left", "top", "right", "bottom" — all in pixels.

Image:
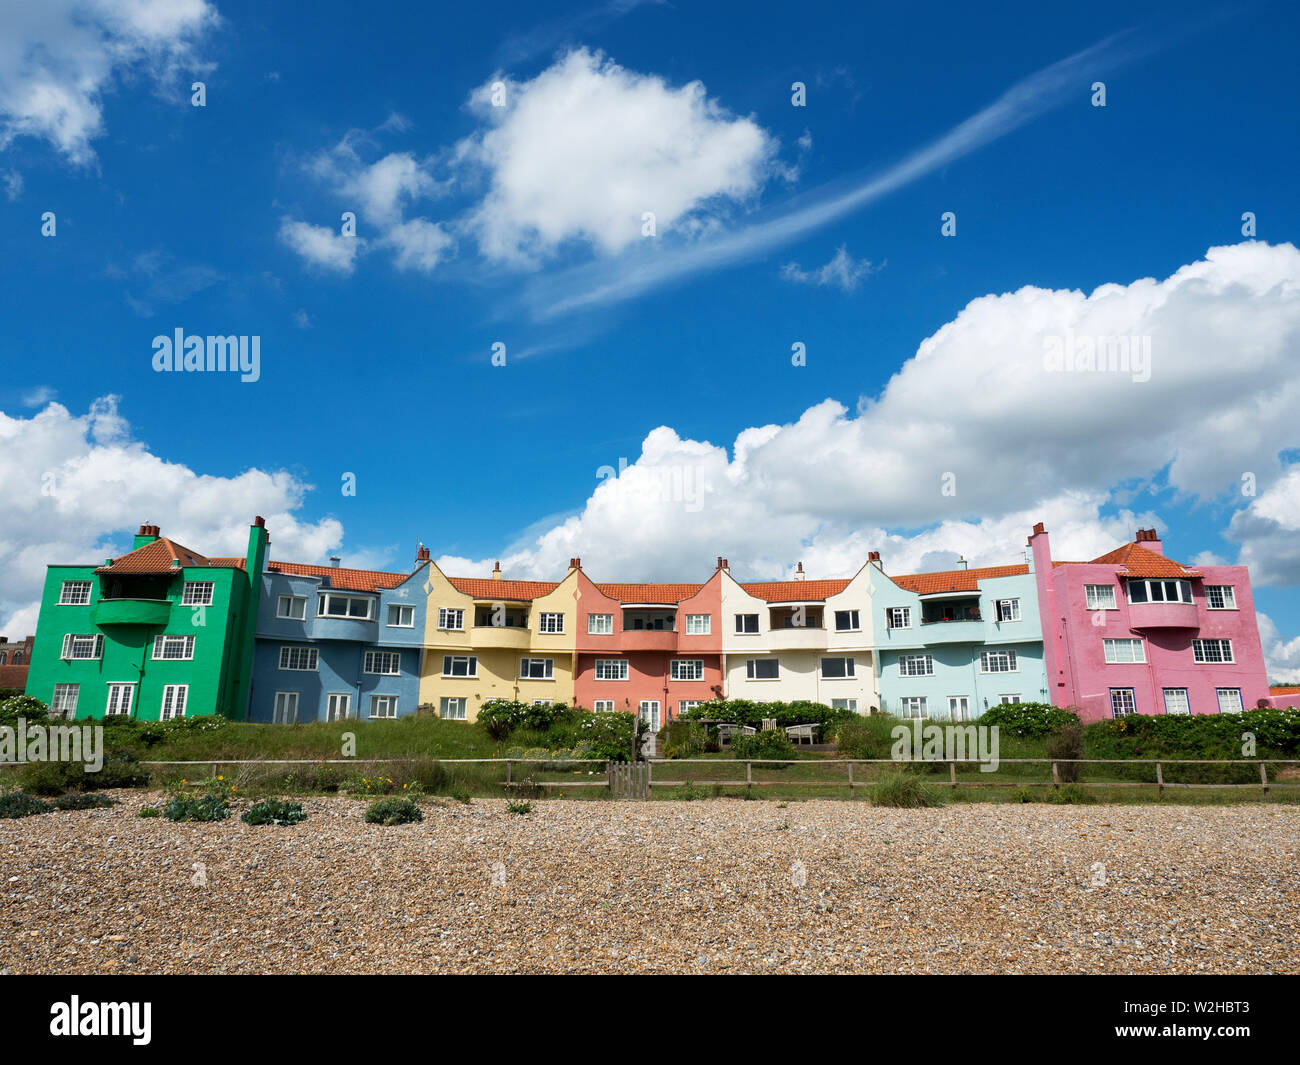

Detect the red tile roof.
[
  {"left": 1269, "top": 685, "right": 1300, "bottom": 695},
  {"left": 448, "top": 578, "right": 560, "bottom": 601},
  {"left": 739, "top": 580, "right": 850, "bottom": 602},
  {"left": 889, "top": 564, "right": 1029, "bottom": 595},
  {"left": 95, "top": 537, "right": 241, "bottom": 574},
  {"left": 594, "top": 582, "right": 704, "bottom": 604},
  {"left": 1074, "top": 543, "right": 1201, "bottom": 579},
  {"left": 268, "top": 561, "right": 412, "bottom": 593}
]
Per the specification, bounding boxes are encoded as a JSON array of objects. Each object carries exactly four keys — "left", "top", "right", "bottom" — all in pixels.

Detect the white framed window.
[
  {"left": 318, "top": 593, "right": 375, "bottom": 620},
  {"left": 160, "top": 684, "right": 188, "bottom": 720},
  {"left": 1126, "top": 579, "right": 1193, "bottom": 605},
  {"left": 1103, "top": 638, "right": 1145, "bottom": 664},
  {"left": 948, "top": 696, "right": 972, "bottom": 721},
  {"left": 532, "top": 699, "right": 553, "bottom": 707},
  {"left": 887, "top": 606, "right": 912, "bottom": 630},
  {"left": 370, "top": 694, "right": 399, "bottom": 719},
  {"left": 105, "top": 683, "right": 136, "bottom": 716},
  {"left": 996, "top": 598, "right": 1020, "bottom": 622},
  {"left": 1205, "top": 585, "right": 1237, "bottom": 610},
  {"left": 678, "top": 699, "right": 701, "bottom": 713},
  {"left": 594, "top": 699, "right": 616, "bottom": 712},
  {"left": 638, "top": 700, "right": 661, "bottom": 731},
  {"left": 538, "top": 612, "right": 564, "bottom": 634},
  {"left": 1084, "top": 584, "right": 1117, "bottom": 610},
  {"left": 899, "top": 653, "right": 933, "bottom": 677},
  {"left": 831, "top": 698, "right": 858, "bottom": 712},
  {"left": 386, "top": 603, "right": 414, "bottom": 627},
  {"left": 735, "top": 613, "right": 759, "bottom": 634},
  {"left": 594, "top": 659, "right": 628, "bottom": 681},
  {"left": 1163, "top": 688, "right": 1190, "bottom": 715},
  {"left": 272, "top": 691, "right": 299, "bottom": 724},
  {"left": 820, "top": 656, "right": 856, "bottom": 679},
  {"left": 437, "top": 607, "right": 465, "bottom": 631},
  {"left": 520, "top": 657, "right": 554, "bottom": 680},
  {"left": 58, "top": 580, "right": 92, "bottom": 605},
  {"left": 899, "top": 696, "right": 927, "bottom": 717},
  {"left": 1193, "top": 638, "right": 1234, "bottom": 664},
  {"left": 1110, "top": 688, "right": 1137, "bottom": 717},
  {"left": 439, "top": 697, "right": 467, "bottom": 721},
  {"left": 278, "top": 645, "right": 318, "bottom": 671},
  {"left": 1216, "top": 688, "right": 1243, "bottom": 714},
  {"left": 685, "top": 614, "right": 711, "bottom": 635},
  {"left": 834, "top": 609, "right": 860, "bottom": 632},
  {"left": 326, "top": 693, "right": 351, "bottom": 721},
  {"left": 182, "top": 581, "right": 214, "bottom": 606},
  {"left": 442, "top": 655, "right": 477, "bottom": 678},
  {"left": 151, "top": 634, "right": 195, "bottom": 661},
  {"left": 980, "top": 650, "right": 1019, "bottom": 673},
  {"left": 998, "top": 694, "right": 1021, "bottom": 705},
  {"left": 51, "top": 683, "right": 80, "bottom": 717},
  {"left": 588, "top": 613, "right": 613, "bottom": 634},
  {"left": 363, "top": 650, "right": 401, "bottom": 675},
  {"left": 61, "top": 634, "right": 104, "bottom": 660},
  {"left": 671, "top": 659, "right": 704, "bottom": 681},
  {"left": 277, "top": 595, "right": 306, "bottom": 620},
  {"left": 745, "top": 659, "right": 779, "bottom": 680}
]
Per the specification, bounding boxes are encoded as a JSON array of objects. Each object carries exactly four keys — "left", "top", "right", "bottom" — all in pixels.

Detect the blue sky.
[{"left": 2, "top": 0, "right": 1299, "bottom": 677}]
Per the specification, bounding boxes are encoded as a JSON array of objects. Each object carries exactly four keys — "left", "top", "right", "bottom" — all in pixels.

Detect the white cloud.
[
  {"left": 1257, "top": 614, "right": 1300, "bottom": 685},
  {"left": 1227, "top": 465, "right": 1300, "bottom": 586},
  {"left": 0, "top": 396, "right": 345, "bottom": 633},
  {"left": 277, "top": 219, "right": 363, "bottom": 274},
  {"left": 781, "top": 245, "right": 879, "bottom": 291},
  {"left": 458, "top": 48, "right": 779, "bottom": 264},
  {"left": 3, "top": 169, "right": 21, "bottom": 200},
  {"left": 0, "top": 0, "right": 217, "bottom": 165},
  {"left": 384, "top": 218, "right": 456, "bottom": 273}
]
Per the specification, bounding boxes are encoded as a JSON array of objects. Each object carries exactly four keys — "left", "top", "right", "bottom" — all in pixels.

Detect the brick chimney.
[
  {"left": 133, "top": 524, "right": 161, "bottom": 549},
  {"left": 1135, "top": 528, "right": 1164, "bottom": 555},
  {"left": 794, "top": 562, "right": 805, "bottom": 581},
  {"left": 867, "top": 551, "right": 882, "bottom": 570},
  {"left": 415, "top": 544, "right": 431, "bottom": 569},
  {"left": 492, "top": 561, "right": 502, "bottom": 581}
]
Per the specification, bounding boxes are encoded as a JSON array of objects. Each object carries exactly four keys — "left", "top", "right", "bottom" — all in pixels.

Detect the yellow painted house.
[{"left": 418, "top": 558, "right": 579, "bottom": 721}]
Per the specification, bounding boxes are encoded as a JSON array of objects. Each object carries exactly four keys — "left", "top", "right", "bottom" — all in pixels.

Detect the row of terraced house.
[{"left": 20, "top": 516, "right": 1292, "bottom": 728}]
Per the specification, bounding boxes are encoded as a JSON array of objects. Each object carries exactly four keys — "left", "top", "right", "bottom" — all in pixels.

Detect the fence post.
[
  {"left": 847, "top": 761, "right": 854, "bottom": 795},
  {"left": 948, "top": 760, "right": 957, "bottom": 788},
  {"left": 506, "top": 759, "right": 512, "bottom": 788},
  {"left": 211, "top": 762, "right": 218, "bottom": 779},
  {"left": 746, "top": 760, "right": 752, "bottom": 793},
  {"left": 1051, "top": 761, "right": 1060, "bottom": 789},
  {"left": 606, "top": 760, "right": 613, "bottom": 796},
  {"left": 1260, "top": 761, "right": 1269, "bottom": 794},
  {"left": 1155, "top": 761, "right": 1163, "bottom": 795},
  {"left": 646, "top": 759, "right": 652, "bottom": 797}
]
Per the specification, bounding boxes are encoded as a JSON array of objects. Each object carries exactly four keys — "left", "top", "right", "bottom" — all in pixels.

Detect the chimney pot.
[
  {"left": 1032, "top": 522, "right": 1046, "bottom": 535},
  {"left": 330, "top": 556, "right": 341, "bottom": 568},
  {"left": 253, "top": 515, "right": 265, "bottom": 528},
  {"left": 492, "top": 561, "right": 502, "bottom": 580}
]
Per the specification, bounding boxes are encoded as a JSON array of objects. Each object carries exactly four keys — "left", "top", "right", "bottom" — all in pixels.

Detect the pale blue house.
[
  {"left": 865, "top": 553, "right": 1048, "bottom": 719},
  {"left": 247, "top": 550, "right": 429, "bottom": 723}
]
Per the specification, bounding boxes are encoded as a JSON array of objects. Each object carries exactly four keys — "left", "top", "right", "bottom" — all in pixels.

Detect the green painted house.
[{"left": 24, "top": 517, "right": 269, "bottom": 721}]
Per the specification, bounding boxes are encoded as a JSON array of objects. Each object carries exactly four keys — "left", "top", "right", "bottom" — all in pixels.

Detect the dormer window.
[
  {"left": 317, "top": 593, "right": 375, "bottom": 620},
  {"left": 1126, "top": 579, "right": 1193, "bottom": 605}
]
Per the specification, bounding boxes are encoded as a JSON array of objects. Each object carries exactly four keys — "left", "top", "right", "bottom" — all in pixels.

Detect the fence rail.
[{"left": 6, "top": 755, "right": 1297, "bottom": 797}]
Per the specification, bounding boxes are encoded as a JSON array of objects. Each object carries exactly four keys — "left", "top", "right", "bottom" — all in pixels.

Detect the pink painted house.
[
  {"left": 572, "top": 560, "right": 724, "bottom": 732},
  {"left": 1029, "top": 523, "right": 1271, "bottom": 721}
]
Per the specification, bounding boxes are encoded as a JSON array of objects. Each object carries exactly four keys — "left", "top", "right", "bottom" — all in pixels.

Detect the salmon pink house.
[{"left": 1029, "top": 524, "right": 1270, "bottom": 721}]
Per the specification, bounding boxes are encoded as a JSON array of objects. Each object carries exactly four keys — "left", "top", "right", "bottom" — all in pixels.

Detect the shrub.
[
  {"left": 835, "top": 715, "right": 902, "bottom": 759},
  {"left": 0, "top": 695, "right": 52, "bottom": 727},
  {"left": 138, "top": 806, "right": 162, "bottom": 818},
  {"left": 1046, "top": 721, "right": 1085, "bottom": 783},
  {"left": 18, "top": 760, "right": 78, "bottom": 796},
  {"left": 477, "top": 698, "right": 569, "bottom": 737},
  {"left": 977, "top": 702, "right": 1079, "bottom": 737},
  {"left": 1007, "top": 786, "right": 1037, "bottom": 803},
  {"left": 52, "top": 792, "right": 116, "bottom": 811},
  {"left": 1045, "top": 783, "right": 1095, "bottom": 805},
  {"left": 871, "top": 770, "right": 946, "bottom": 808},
  {"left": 0, "top": 791, "right": 54, "bottom": 818},
  {"left": 659, "top": 719, "right": 708, "bottom": 759},
  {"left": 678, "top": 698, "right": 855, "bottom": 734},
  {"left": 163, "top": 793, "right": 231, "bottom": 822},
  {"left": 241, "top": 798, "right": 306, "bottom": 826},
  {"left": 87, "top": 752, "right": 150, "bottom": 790},
  {"left": 506, "top": 800, "right": 533, "bottom": 815},
  {"left": 571, "top": 711, "right": 638, "bottom": 761},
  {"left": 364, "top": 796, "right": 423, "bottom": 825},
  {"left": 731, "top": 730, "right": 796, "bottom": 761}
]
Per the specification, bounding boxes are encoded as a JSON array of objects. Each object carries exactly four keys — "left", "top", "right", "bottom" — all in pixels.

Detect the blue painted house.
[
  {"left": 247, "top": 548, "right": 430, "bottom": 723},
  {"left": 864, "top": 553, "right": 1048, "bottom": 719}
]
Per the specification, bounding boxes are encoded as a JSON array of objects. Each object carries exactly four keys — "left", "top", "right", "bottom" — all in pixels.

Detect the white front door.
[
  {"left": 638, "top": 700, "right": 661, "bottom": 731},
  {"left": 947, "top": 696, "right": 970, "bottom": 721},
  {"left": 326, "top": 693, "right": 351, "bottom": 721}
]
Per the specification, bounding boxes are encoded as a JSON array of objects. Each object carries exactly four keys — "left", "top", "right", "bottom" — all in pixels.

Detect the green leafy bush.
[
  {"left": 570, "top": 711, "right": 638, "bottom": 761},
  {"left": 163, "top": 793, "right": 231, "bottom": 822},
  {"left": 976, "top": 702, "right": 1080, "bottom": 737},
  {"left": 241, "top": 798, "right": 306, "bottom": 826},
  {"left": 731, "top": 730, "right": 796, "bottom": 761},
  {"left": 89, "top": 752, "right": 150, "bottom": 790},
  {"left": 1045, "top": 784, "right": 1095, "bottom": 805},
  {"left": 52, "top": 792, "right": 116, "bottom": 811},
  {"left": 138, "top": 806, "right": 162, "bottom": 818},
  {"left": 0, "top": 695, "right": 52, "bottom": 727},
  {"left": 506, "top": 800, "right": 533, "bottom": 815},
  {"left": 0, "top": 791, "right": 54, "bottom": 818},
  {"left": 835, "top": 715, "right": 904, "bottom": 759},
  {"left": 18, "top": 760, "right": 77, "bottom": 795},
  {"left": 871, "top": 770, "right": 946, "bottom": 808},
  {"left": 659, "top": 719, "right": 710, "bottom": 759},
  {"left": 678, "top": 698, "right": 855, "bottom": 734},
  {"left": 364, "top": 796, "right": 423, "bottom": 824},
  {"left": 477, "top": 698, "right": 569, "bottom": 737}
]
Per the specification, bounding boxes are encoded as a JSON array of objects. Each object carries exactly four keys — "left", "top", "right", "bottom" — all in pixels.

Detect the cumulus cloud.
[
  {"left": 781, "top": 245, "right": 879, "bottom": 291},
  {"left": 0, "top": 0, "right": 217, "bottom": 165},
  {"left": 277, "top": 219, "right": 363, "bottom": 274},
  {"left": 384, "top": 218, "right": 456, "bottom": 273},
  {"left": 437, "top": 243, "right": 1300, "bottom": 593},
  {"left": 1227, "top": 465, "right": 1300, "bottom": 586},
  {"left": 1257, "top": 613, "right": 1300, "bottom": 685},
  {"left": 0, "top": 396, "right": 345, "bottom": 633},
  {"left": 458, "top": 48, "right": 779, "bottom": 264}
]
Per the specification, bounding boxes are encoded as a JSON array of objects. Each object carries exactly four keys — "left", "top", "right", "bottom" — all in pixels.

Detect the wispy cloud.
[
  {"left": 781, "top": 245, "right": 880, "bottom": 291},
  {"left": 522, "top": 31, "right": 1148, "bottom": 318},
  {"left": 495, "top": 0, "right": 668, "bottom": 67}
]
